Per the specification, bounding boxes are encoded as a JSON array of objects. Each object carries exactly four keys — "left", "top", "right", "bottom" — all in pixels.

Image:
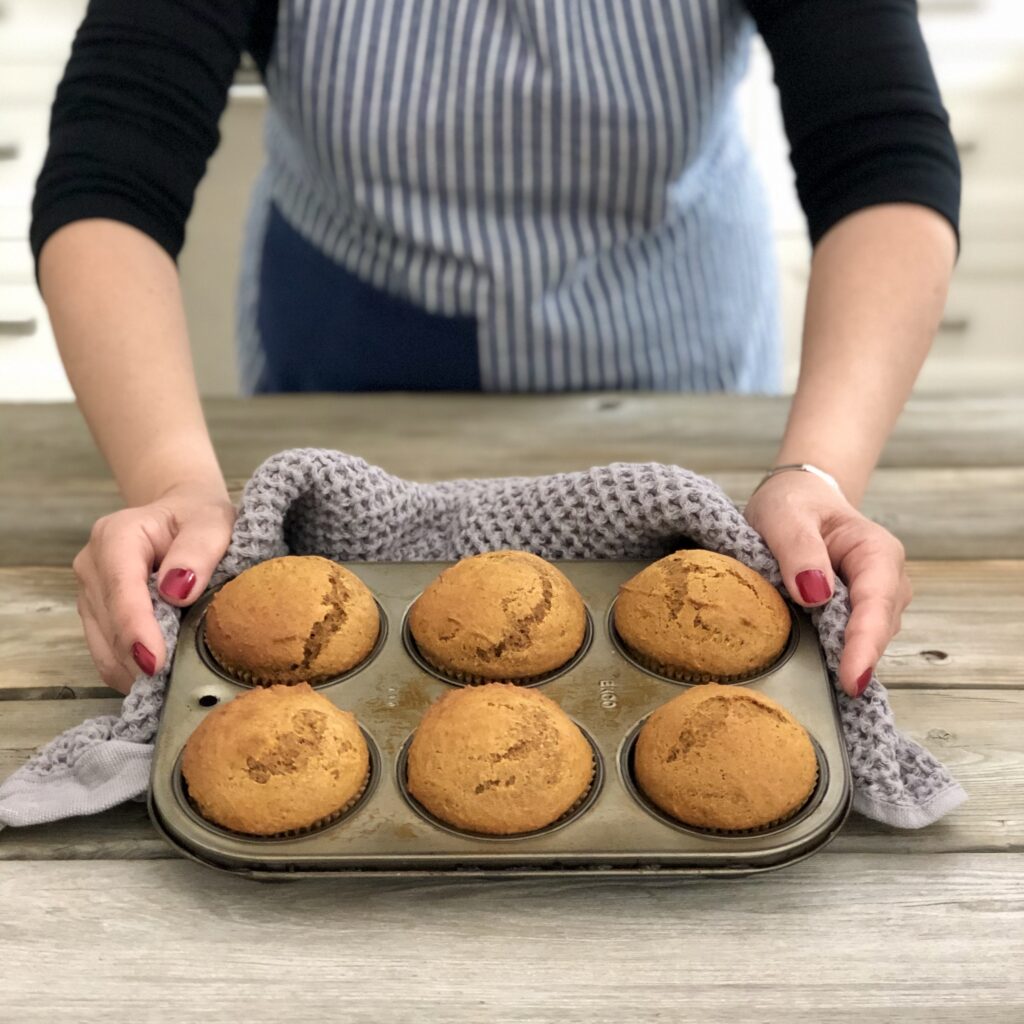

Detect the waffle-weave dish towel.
[{"left": 0, "top": 449, "right": 966, "bottom": 830}]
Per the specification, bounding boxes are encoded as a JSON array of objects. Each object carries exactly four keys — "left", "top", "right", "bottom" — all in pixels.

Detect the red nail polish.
[
  {"left": 132, "top": 642, "right": 156, "bottom": 677},
  {"left": 160, "top": 568, "right": 196, "bottom": 601},
  {"left": 795, "top": 569, "right": 832, "bottom": 605},
  {"left": 856, "top": 668, "right": 873, "bottom": 697}
]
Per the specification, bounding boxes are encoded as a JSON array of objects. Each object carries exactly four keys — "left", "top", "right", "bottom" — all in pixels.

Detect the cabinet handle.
[
  {"left": 0, "top": 142, "right": 19, "bottom": 161},
  {"left": 937, "top": 316, "right": 969, "bottom": 336},
  {"left": 918, "top": 0, "right": 981, "bottom": 10},
  {"left": 0, "top": 315, "right": 37, "bottom": 336}
]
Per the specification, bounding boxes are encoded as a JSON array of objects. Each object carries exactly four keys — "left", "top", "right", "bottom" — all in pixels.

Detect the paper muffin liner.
[
  {"left": 183, "top": 764, "right": 371, "bottom": 840},
  {"left": 619, "top": 641, "right": 785, "bottom": 685},
  {"left": 637, "top": 759, "right": 820, "bottom": 837},
  {"left": 404, "top": 608, "right": 592, "bottom": 688},
  {"left": 202, "top": 630, "right": 367, "bottom": 688},
  {"left": 402, "top": 737, "right": 599, "bottom": 838},
  {"left": 414, "top": 646, "right": 570, "bottom": 688}
]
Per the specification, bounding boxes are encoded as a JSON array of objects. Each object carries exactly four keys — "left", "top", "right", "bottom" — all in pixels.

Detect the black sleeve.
[
  {"left": 30, "top": 0, "right": 273, "bottom": 266},
  {"left": 743, "top": 0, "right": 961, "bottom": 245}
]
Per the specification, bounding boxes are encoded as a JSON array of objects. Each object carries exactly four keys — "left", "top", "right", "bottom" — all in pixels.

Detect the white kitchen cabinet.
[
  {"left": 178, "top": 87, "right": 267, "bottom": 397},
  {"left": 742, "top": 5, "right": 1024, "bottom": 395},
  {"left": 0, "top": 283, "right": 70, "bottom": 400},
  {"left": 0, "top": 0, "right": 1020, "bottom": 399}
]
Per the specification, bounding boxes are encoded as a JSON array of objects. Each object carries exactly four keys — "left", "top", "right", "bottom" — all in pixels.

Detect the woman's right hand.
[{"left": 73, "top": 481, "right": 236, "bottom": 693}]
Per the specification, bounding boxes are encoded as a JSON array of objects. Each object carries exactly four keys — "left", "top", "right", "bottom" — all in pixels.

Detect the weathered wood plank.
[
  {"left": 1, "top": 562, "right": 1018, "bottom": 698},
  {"left": 879, "top": 561, "right": 1024, "bottom": 689},
  {"left": 1, "top": 689, "right": 1021, "bottom": 859},
  {"left": 2, "top": 393, "right": 1022, "bottom": 484},
  {"left": 3, "top": 466, "right": 1023, "bottom": 566},
  {"left": 0, "top": 855, "right": 1020, "bottom": 1024}
]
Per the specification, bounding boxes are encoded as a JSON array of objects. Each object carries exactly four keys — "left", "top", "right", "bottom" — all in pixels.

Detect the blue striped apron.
[{"left": 238, "top": 0, "right": 782, "bottom": 393}]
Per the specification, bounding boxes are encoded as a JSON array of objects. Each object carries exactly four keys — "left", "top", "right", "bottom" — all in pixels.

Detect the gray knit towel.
[{"left": 0, "top": 449, "right": 966, "bottom": 831}]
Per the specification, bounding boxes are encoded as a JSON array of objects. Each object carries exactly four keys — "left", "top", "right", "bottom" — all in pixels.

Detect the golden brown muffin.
[
  {"left": 614, "top": 549, "right": 790, "bottom": 680},
  {"left": 634, "top": 684, "right": 817, "bottom": 831},
  {"left": 408, "top": 550, "right": 587, "bottom": 682},
  {"left": 181, "top": 683, "right": 370, "bottom": 836},
  {"left": 406, "top": 683, "right": 594, "bottom": 835},
  {"left": 204, "top": 555, "right": 380, "bottom": 684}
]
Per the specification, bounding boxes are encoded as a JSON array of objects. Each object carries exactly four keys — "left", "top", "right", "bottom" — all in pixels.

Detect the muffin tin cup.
[
  {"left": 173, "top": 727, "right": 381, "bottom": 841},
  {"left": 619, "top": 719, "right": 827, "bottom": 839},
  {"left": 197, "top": 597, "right": 390, "bottom": 689},
  {"left": 402, "top": 608, "right": 594, "bottom": 688},
  {"left": 395, "top": 730, "right": 603, "bottom": 841},
  {"left": 149, "top": 560, "right": 851, "bottom": 878},
  {"left": 608, "top": 601, "right": 799, "bottom": 686}
]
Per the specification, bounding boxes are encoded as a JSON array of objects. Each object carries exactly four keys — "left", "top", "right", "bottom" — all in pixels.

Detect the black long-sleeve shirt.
[{"left": 31, "top": 0, "right": 961, "bottom": 265}]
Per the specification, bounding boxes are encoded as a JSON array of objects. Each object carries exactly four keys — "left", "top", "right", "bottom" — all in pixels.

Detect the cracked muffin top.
[
  {"left": 634, "top": 683, "right": 817, "bottom": 831},
  {"left": 181, "top": 683, "right": 370, "bottom": 836},
  {"left": 406, "top": 683, "right": 594, "bottom": 835},
  {"left": 408, "top": 550, "right": 587, "bottom": 682},
  {"left": 614, "top": 550, "right": 790, "bottom": 681},
  {"left": 204, "top": 555, "right": 380, "bottom": 685}
]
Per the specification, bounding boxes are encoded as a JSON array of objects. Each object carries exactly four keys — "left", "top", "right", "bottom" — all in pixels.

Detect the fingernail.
[
  {"left": 160, "top": 568, "right": 196, "bottom": 601},
  {"left": 132, "top": 642, "right": 156, "bottom": 677},
  {"left": 795, "top": 569, "right": 832, "bottom": 605},
  {"left": 855, "top": 668, "right": 873, "bottom": 697}
]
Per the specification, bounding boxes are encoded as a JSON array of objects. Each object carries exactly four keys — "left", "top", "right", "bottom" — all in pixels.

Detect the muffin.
[
  {"left": 204, "top": 555, "right": 380, "bottom": 685},
  {"left": 181, "top": 683, "right": 370, "bottom": 836},
  {"left": 406, "top": 683, "right": 594, "bottom": 835},
  {"left": 634, "top": 684, "right": 817, "bottom": 832},
  {"left": 614, "top": 549, "right": 790, "bottom": 681},
  {"left": 408, "top": 550, "right": 587, "bottom": 683}
]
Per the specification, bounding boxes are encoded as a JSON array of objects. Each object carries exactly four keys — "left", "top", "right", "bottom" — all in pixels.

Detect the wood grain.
[
  {"left": 3, "top": 392, "right": 1022, "bottom": 481},
  {"left": 4, "top": 467, "right": 1023, "bottom": 566},
  {"left": 1, "top": 562, "right": 1019, "bottom": 698},
  {"left": 0, "top": 856, "right": 1020, "bottom": 1023},
  {"left": 1, "top": 689, "right": 1021, "bottom": 859}
]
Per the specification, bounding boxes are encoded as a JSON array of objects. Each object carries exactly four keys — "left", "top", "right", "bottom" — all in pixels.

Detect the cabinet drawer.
[
  {"left": 0, "top": 63, "right": 64, "bottom": 104},
  {"left": 0, "top": 107, "right": 50, "bottom": 192},
  {"left": 0, "top": 239, "right": 33, "bottom": 282},
  {"left": 919, "top": 0, "right": 1024, "bottom": 48},
  {"left": 0, "top": 283, "right": 72, "bottom": 400},
  {"left": 0, "top": 0, "right": 86, "bottom": 64},
  {"left": 775, "top": 237, "right": 1024, "bottom": 393}
]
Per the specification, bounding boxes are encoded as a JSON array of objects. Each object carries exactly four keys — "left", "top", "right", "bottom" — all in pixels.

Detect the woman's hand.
[
  {"left": 73, "top": 481, "right": 236, "bottom": 693},
  {"left": 742, "top": 470, "right": 911, "bottom": 699}
]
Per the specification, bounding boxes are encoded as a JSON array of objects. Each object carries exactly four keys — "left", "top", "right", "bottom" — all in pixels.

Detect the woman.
[{"left": 34, "top": 0, "right": 959, "bottom": 698}]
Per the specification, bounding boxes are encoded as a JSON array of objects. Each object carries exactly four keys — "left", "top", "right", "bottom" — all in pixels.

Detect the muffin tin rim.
[{"left": 152, "top": 559, "right": 852, "bottom": 875}]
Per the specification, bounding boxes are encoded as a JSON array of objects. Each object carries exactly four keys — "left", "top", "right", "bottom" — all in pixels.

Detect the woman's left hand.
[{"left": 742, "top": 470, "right": 911, "bottom": 699}]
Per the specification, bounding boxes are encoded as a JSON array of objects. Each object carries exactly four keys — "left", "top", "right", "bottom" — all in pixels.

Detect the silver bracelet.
[{"left": 752, "top": 463, "right": 844, "bottom": 500}]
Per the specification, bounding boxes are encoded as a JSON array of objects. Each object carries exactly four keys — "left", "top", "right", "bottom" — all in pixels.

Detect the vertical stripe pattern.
[{"left": 239, "top": 0, "right": 781, "bottom": 393}]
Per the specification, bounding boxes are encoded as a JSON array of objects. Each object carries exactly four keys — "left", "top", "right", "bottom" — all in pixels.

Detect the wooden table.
[{"left": 1, "top": 394, "right": 1022, "bottom": 1023}]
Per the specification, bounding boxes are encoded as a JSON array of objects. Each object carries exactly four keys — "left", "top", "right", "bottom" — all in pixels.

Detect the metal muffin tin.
[{"left": 149, "top": 560, "right": 851, "bottom": 878}]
